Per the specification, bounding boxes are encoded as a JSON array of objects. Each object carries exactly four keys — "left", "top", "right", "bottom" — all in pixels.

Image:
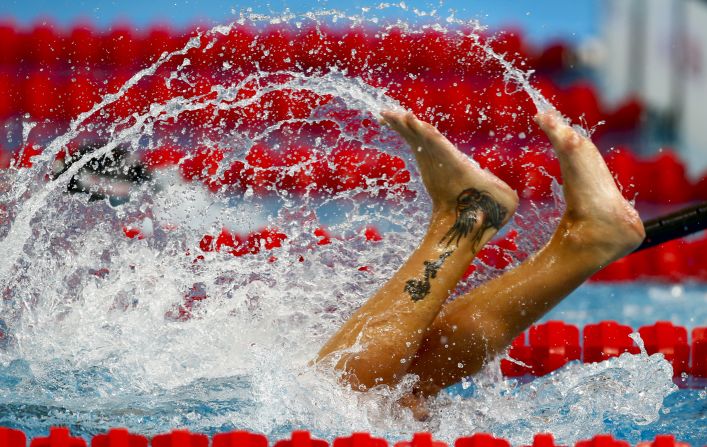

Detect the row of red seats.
[
  {"left": 0, "top": 69, "right": 641, "bottom": 142},
  {"left": 501, "top": 321, "right": 706, "bottom": 380},
  {"left": 591, "top": 236, "right": 707, "bottom": 283},
  {"left": 0, "top": 22, "right": 570, "bottom": 74},
  {"left": 122, "top": 209, "right": 707, "bottom": 285},
  {"left": 140, "top": 144, "right": 707, "bottom": 204},
  {"left": 0, "top": 427, "right": 691, "bottom": 447},
  {"left": 5, "top": 139, "right": 704, "bottom": 204}
]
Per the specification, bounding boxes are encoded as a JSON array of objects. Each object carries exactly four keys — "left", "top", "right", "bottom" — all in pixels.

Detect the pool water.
[
  {"left": 0, "top": 8, "right": 704, "bottom": 447},
  {"left": 0, "top": 283, "right": 704, "bottom": 446}
]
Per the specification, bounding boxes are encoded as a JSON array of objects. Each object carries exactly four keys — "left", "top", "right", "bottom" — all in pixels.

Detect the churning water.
[{"left": 0, "top": 6, "right": 697, "bottom": 446}]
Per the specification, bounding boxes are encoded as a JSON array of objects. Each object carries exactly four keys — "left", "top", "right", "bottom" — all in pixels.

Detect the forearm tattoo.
[
  {"left": 440, "top": 188, "right": 507, "bottom": 249},
  {"left": 405, "top": 251, "right": 453, "bottom": 302},
  {"left": 405, "top": 188, "right": 507, "bottom": 302}
]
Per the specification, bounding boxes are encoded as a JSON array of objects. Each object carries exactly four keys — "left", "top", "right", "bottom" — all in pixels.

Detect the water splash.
[{"left": 0, "top": 6, "right": 679, "bottom": 446}]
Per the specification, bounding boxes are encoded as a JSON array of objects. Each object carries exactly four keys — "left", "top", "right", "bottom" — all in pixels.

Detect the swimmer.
[{"left": 316, "top": 110, "right": 646, "bottom": 417}]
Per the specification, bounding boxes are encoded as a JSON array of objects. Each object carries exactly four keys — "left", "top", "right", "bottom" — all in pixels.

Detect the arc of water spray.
[
  {"left": 0, "top": 26, "right": 231, "bottom": 282},
  {"left": 0, "top": 11, "right": 567, "bottom": 287}
]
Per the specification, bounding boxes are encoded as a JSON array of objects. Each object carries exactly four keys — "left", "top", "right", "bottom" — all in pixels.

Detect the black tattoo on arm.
[
  {"left": 440, "top": 188, "right": 507, "bottom": 249},
  {"left": 405, "top": 251, "right": 452, "bottom": 302}
]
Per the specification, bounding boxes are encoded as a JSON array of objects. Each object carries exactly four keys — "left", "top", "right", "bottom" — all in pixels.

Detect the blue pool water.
[{"left": 0, "top": 282, "right": 704, "bottom": 446}]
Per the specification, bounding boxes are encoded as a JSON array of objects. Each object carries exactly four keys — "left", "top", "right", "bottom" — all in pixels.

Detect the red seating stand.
[
  {"left": 30, "top": 428, "right": 86, "bottom": 447},
  {"left": 152, "top": 430, "right": 208, "bottom": 447},
  {"left": 575, "top": 435, "right": 629, "bottom": 447},
  {"left": 0, "top": 428, "right": 26, "bottom": 447},
  {"left": 583, "top": 321, "right": 639, "bottom": 363},
  {"left": 520, "top": 434, "right": 565, "bottom": 447},
  {"left": 0, "top": 428, "right": 698, "bottom": 447},
  {"left": 455, "top": 433, "right": 510, "bottom": 447},
  {"left": 638, "top": 322, "right": 690, "bottom": 377},
  {"left": 213, "top": 431, "right": 267, "bottom": 447},
  {"left": 689, "top": 328, "right": 706, "bottom": 378},
  {"left": 529, "top": 321, "right": 581, "bottom": 376},
  {"left": 92, "top": 429, "right": 147, "bottom": 447},
  {"left": 333, "top": 433, "right": 387, "bottom": 447},
  {"left": 395, "top": 434, "right": 446, "bottom": 447},
  {"left": 275, "top": 432, "right": 327, "bottom": 447}
]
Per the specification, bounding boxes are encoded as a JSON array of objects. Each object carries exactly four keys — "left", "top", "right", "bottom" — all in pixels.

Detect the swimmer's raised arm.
[{"left": 316, "top": 111, "right": 519, "bottom": 390}]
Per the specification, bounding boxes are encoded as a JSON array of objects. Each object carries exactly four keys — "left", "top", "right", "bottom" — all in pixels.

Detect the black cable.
[{"left": 633, "top": 202, "right": 707, "bottom": 253}]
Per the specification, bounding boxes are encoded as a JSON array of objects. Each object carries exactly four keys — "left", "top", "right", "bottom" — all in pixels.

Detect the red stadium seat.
[
  {"left": 23, "top": 23, "right": 63, "bottom": 66},
  {"left": 591, "top": 256, "right": 636, "bottom": 282},
  {"left": 636, "top": 435, "right": 690, "bottom": 447},
  {"left": 605, "top": 97, "right": 643, "bottom": 132},
  {"left": 142, "top": 145, "right": 186, "bottom": 169},
  {"left": 333, "top": 433, "right": 387, "bottom": 447},
  {"left": 180, "top": 146, "right": 224, "bottom": 183},
  {"left": 512, "top": 149, "right": 561, "bottom": 200},
  {"left": 102, "top": 26, "right": 138, "bottom": 68},
  {"left": 22, "top": 72, "right": 61, "bottom": 119},
  {"left": 455, "top": 433, "right": 510, "bottom": 447},
  {"left": 294, "top": 26, "right": 336, "bottom": 72},
  {"left": 395, "top": 433, "right": 446, "bottom": 447},
  {"left": 575, "top": 435, "right": 629, "bottom": 447},
  {"left": 0, "top": 22, "right": 21, "bottom": 66},
  {"left": 0, "top": 72, "right": 17, "bottom": 119},
  {"left": 481, "top": 77, "right": 546, "bottom": 139},
  {"left": 520, "top": 434, "right": 565, "bottom": 447},
  {"left": 687, "top": 234, "right": 707, "bottom": 280},
  {"left": 66, "top": 24, "right": 101, "bottom": 67},
  {"left": 213, "top": 431, "right": 267, "bottom": 447},
  {"left": 583, "top": 321, "right": 639, "bottom": 363},
  {"left": 410, "top": 30, "right": 455, "bottom": 75},
  {"left": 534, "top": 42, "right": 569, "bottom": 72},
  {"left": 0, "top": 427, "right": 26, "bottom": 447},
  {"left": 334, "top": 28, "right": 372, "bottom": 76},
  {"left": 370, "top": 28, "right": 413, "bottom": 75},
  {"left": 152, "top": 430, "right": 208, "bottom": 447},
  {"left": 199, "top": 25, "right": 256, "bottom": 70},
  {"left": 529, "top": 321, "right": 581, "bottom": 375},
  {"left": 388, "top": 78, "right": 435, "bottom": 119},
  {"left": 91, "top": 428, "right": 148, "bottom": 447},
  {"left": 256, "top": 27, "right": 296, "bottom": 72},
  {"left": 30, "top": 428, "right": 86, "bottom": 447},
  {"left": 276, "top": 145, "right": 331, "bottom": 195},
  {"left": 605, "top": 146, "right": 639, "bottom": 200},
  {"left": 500, "top": 332, "right": 533, "bottom": 376},
  {"left": 243, "top": 143, "right": 282, "bottom": 195},
  {"left": 488, "top": 29, "right": 528, "bottom": 64},
  {"left": 691, "top": 327, "right": 707, "bottom": 378},
  {"left": 641, "top": 150, "right": 693, "bottom": 204},
  {"left": 638, "top": 322, "right": 690, "bottom": 377},
  {"left": 435, "top": 79, "right": 484, "bottom": 139},
  {"left": 275, "top": 432, "right": 326, "bottom": 447},
  {"left": 694, "top": 174, "right": 707, "bottom": 201},
  {"left": 558, "top": 83, "right": 603, "bottom": 131},
  {"left": 651, "top": 239, "right": 689, "bottom": 283},
  {"left": 62, "top": 75, "right": 101, "bottom": 118},
  {"left": 142, "top": 25, "right": 177, "bottom": 64}
]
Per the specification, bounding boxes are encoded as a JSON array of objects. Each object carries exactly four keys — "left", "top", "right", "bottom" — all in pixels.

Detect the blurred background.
[{"left": 0, "top": 0, "right": 705, "bottom": 184}]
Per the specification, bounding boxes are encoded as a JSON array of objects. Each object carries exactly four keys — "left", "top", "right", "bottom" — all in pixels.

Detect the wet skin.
[{"left": 316, "top": 110, "right": 645, "bottom": 418}]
